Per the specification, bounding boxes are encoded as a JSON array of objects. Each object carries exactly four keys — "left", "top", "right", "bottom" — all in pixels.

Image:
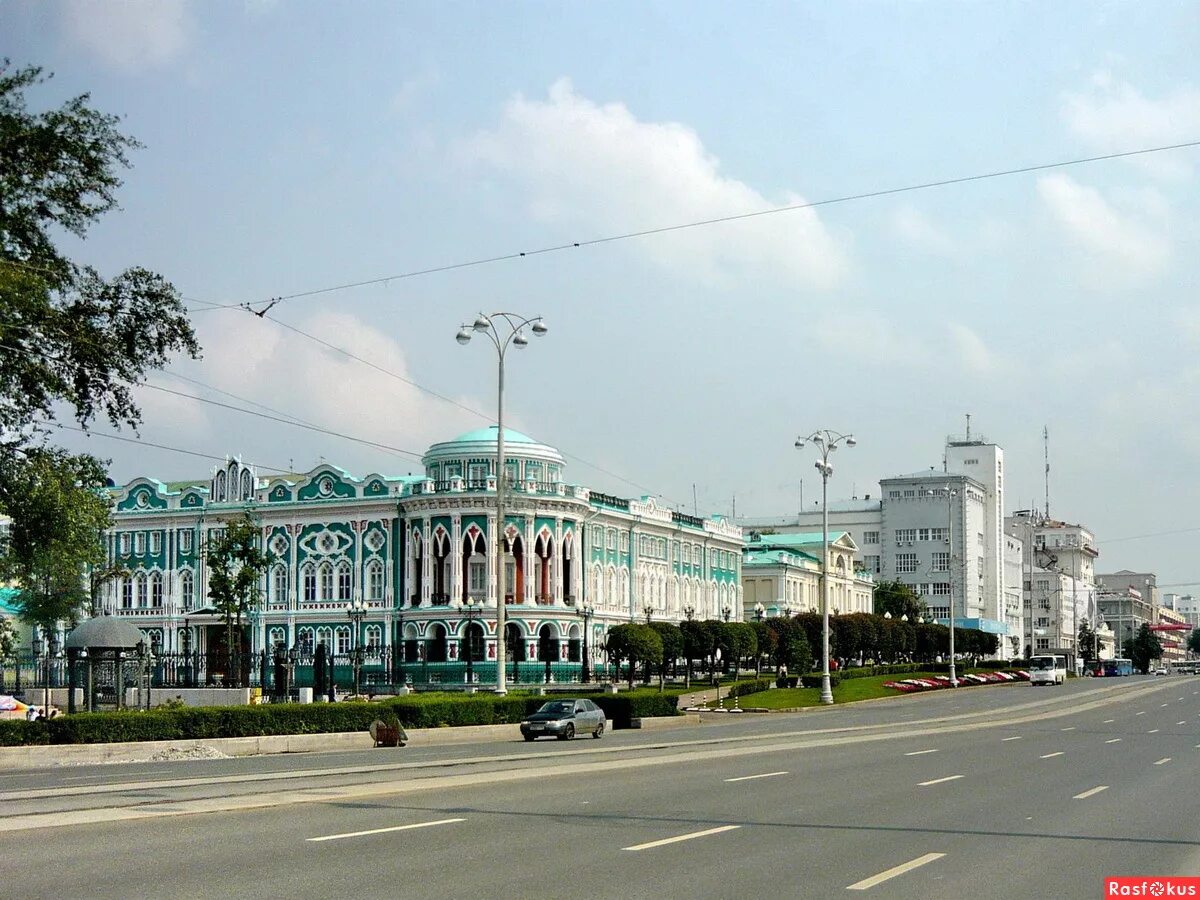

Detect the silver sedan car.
[{"left": 520, "top": 698, "right": 606, "bottom": 741}]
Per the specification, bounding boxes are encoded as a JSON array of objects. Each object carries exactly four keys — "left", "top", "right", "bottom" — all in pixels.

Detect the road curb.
[{"left": 0, "top": 714, "right": 698, "bottom": 769}]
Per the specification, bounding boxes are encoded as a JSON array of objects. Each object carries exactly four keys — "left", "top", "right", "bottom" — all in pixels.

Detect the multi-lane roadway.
[{"left": 3, "top": 675, "right": 1196, "bottom": 899}]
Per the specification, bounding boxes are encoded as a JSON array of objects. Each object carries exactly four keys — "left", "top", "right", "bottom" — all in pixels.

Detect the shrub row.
[
  {"left": 721, "top": 679, "right": 775, "bottom": 700},
  {"left": 800, "top": 673, "right": 842, "bottom": 689},
  {"left": 0, "top": 690, "right": 682, "bottom": 746}
]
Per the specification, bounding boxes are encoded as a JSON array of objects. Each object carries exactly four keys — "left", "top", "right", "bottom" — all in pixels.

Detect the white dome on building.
[{"left": 422, "top": 425, "right": 565, "bottom": 484}]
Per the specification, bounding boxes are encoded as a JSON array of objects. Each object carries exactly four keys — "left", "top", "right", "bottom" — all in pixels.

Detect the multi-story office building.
[
  {"left": 1163, "top": 594, "right": 1200, "bottom": 629},
  {"left": 739, "top": 433, "right": 1010, "bottom": 645},
  {"left": 1097, "top": 584, "right": 1153, "bottom": 654}
]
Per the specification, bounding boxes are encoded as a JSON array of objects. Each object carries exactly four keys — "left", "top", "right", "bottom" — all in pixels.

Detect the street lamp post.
[
  {"left": 929, "top": 485, "right": 959, "bottom": 688},
  {"left": 346, "top": 597, "right": 366, "bottom": 698},
  {"left": 577, "top": 604, "right": 594, "bottom": 684},
  {"left": 753, "top": 602, "right": 765, "bottom": 622},
  {"left": 721, "top": 605, "right": 732, "bottom": 623},
  {"left": 796, "top": 429, "right": 856, "bottom": 705},
  {"left": 643, "top": 604, "right": 654, "bottom": 625},
  {"left": 457, "top": 311, "right": 548, "bottom": 695}
]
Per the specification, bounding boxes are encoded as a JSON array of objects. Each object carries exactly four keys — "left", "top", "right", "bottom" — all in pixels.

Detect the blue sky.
[{"left": 5, "top": 1, "right": 1200, "bottom": 587}]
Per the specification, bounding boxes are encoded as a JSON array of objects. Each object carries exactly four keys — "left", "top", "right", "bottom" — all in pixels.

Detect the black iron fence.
[{"left": 1, "top": 649, "right": 609, "bottom": 698}]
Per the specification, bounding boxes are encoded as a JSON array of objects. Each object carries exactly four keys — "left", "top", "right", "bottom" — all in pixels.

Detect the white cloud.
[
  {"left": 61, "top": 0, "right": 191, "bottom": 72},
  {"left": 812, "top": 311, "right": 905, "bottom": 361},
  {"left": 460, "top": 79, "right": 848, "bottom": 289},
  {"left": 151, "top": 309, "right": 483, "bottom": 475},
  {"left": 947, "top": 324, "right": 998, "bottom": 375},
  {"left": 1037, "top": 173, "right": 1170, "bottom": 278},
  {"left": 890, "top": 206, "right": 955, "bottom": 255},
  {"left": 1063, "top": 75, "right": 1200, "bottom": 179}
]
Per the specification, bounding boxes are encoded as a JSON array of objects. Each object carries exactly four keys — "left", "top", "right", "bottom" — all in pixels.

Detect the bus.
[
  {"left": 1167, "top": 660, "right": 1198, "bottom": 675},
  {"left": 1096, "top": 658, "right": 1133, "bottom": 677}
]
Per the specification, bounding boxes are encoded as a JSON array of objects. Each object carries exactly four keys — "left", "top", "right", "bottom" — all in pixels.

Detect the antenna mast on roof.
[
  {"left": 1043, "top": 425, "right": 1050, "bottom": 519},
  {"left": 965, "top": 413, "right": 971, "bottom": 441},
  {"left": 692, "top": 483, "right": 698, "bottom": 517}
]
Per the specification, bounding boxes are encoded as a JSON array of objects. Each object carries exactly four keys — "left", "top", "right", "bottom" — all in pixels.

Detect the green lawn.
[{"left": 712, "top": 670, "right": 1019, "bottom": 710}]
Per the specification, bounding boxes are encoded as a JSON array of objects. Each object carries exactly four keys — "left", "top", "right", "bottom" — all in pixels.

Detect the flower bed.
[{"left": 883, "top": 670, "right": 1029, "bottom": 693}]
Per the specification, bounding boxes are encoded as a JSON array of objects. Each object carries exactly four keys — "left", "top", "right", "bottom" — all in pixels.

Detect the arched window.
[
  {"left": 298, "top": 627, "right": 315, "bottom": 654},
  {"left": 240, "top": 469, "right": 254, "bottom": 500},
  {"left": 427, "top": 624, "right": 448, "bottom": 662},
  {"left": 366, "top": 560, "right": 384, "bottom": 601},
  {"left": 268, "top": 627, "right": 286, "bottom": 648},
  {"left": 335, "top": 625, "right": 351, "bottom": 655},
  {"left": 150, "top": 572, "right": 163, "bottom": 607},
  {"left": 303, "top": 565, "right": 317, "bottom": 603},
  {"left": 462, "top": 622, "right": 484, "bottom": 663},
  {"left": 316, "top": 626, "right": 333, "bottom": 652},
  {"left": 136, "top": 572, "right": 148, "bottom": 608},
  {"left": 146, "top": 629, "right": 162, "bottom": 653},
  {"left": 364, "top": 624, "right": 382, "bottom": 651},
  {"left": 337, "top": 562, "right": 352, "bottom": 601},
  {"left": 121, "top": 578, "right": 133, "bottom": 609},
  {"left": 319, "top": 563, "right": 333, "bottom": 601},
  {"left": 273, "top": 565, "right": 288, "bottom": 604},
  {"left": 504, "top": 622, "right": 526, "bottom": 662}
]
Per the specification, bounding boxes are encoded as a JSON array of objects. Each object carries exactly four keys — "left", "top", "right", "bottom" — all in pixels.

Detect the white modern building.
[{"left": 739, "top": 432, "right": 1010, "bottom": 645}]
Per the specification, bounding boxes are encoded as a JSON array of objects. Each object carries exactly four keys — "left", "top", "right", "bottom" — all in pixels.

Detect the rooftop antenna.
[
  {"left": 798, "top": 479, "right": 804, "bottom": 516},
  {"left": 692, "top": 483, "right": 698, "bottom": 517},
  {"left": 965, "top": 413, "right": 971, "bottom": 441},
  {"left": 1043, "top": 425, "right": 1050, "bottom": 519}
]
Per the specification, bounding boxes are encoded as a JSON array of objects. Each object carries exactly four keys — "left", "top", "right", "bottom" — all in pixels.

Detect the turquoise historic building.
[{"left": 100, "top": 427, "right": 744, "bottom": 682}]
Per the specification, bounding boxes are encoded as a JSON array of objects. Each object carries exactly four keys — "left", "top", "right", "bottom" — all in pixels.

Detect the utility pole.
[{"left": 1044, "top": 426, "right": 1050, "bottom": 519}]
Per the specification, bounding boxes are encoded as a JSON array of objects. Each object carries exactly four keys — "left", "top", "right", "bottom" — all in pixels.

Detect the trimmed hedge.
[
  {"left": 801, "top": 672, "right": 842, "bottom": 688},
  {"left": 0, "top": 690, "right": 682, "bottom": 746},
  {"left": 723, "top": 679, "right": 775, "bottom": 700},
  {"left": 0, "top": 720, "right": 50, "bottom": 746}
]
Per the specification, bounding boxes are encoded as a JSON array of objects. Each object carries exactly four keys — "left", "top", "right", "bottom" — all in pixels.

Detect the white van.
[{"left": 1029, "top": 655, "right": 1068, "bottom": 686}]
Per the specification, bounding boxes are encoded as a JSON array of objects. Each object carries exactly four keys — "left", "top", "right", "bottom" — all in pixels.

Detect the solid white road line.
[
  {"left": 1074, "top": 786, "right": 1109, "bottom": 800},
  {"left": 1154, "top": 758, "right": 1172, "bottom": 766},
  {"left": 904, "top": 749, "right": 940, "bottom": 756},
  {"left": 623, "top": 825, "right": 741, "bottom": 851},
  {"left": 1040, "top": 752, "right": 1065, "bottom": 759},
  {"left": 918, "top": 775, "right": 963, "bottom": 786},
  {"left": 846, "top": 852, "right": 946, "bottom": 891},
  {"left": 306, "top": 818, "right": 465, "bottom": 843},
  {"left": 1105, "top": 739, "right": 1122, "bottom": 744},
  {"left": 724, "top": 771, "right": 788, "bottom": 782},
  {"left": 1001, "top": 736, "right": 1022, "bottom": 742}
]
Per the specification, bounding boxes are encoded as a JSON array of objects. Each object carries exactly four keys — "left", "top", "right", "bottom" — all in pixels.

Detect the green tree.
[
  {"left": 205, "top": 514, "right": 269, "bottom": 687},
  {"left": 648, "top": 621, "right": 683, "bottom": 688},
  {"left": 1, "top": 61, "right": 199, "bottom": 446},
  {"left": 749, "top": 621, "right": 777, "bottom": 676},
  {"left": 1124, "top": 624, "right": 1164, "bottom": 674},
  {"left": 1188, "top": 628, "right": 1200, "bottom": 657},
  {"left": 605, "top": 623, "right": 663, "bottom": 690},
  {"left": 680, "top": 619, "right": 716, "bottom": 684},
  {"left": 0, "top": 615, "right": 19, "bottom": 660},
  {"left": 872, "top": 580, "right": 928, "bottom": 621},
  {"left": 777, "top": 628, "right": 813, "bottom": 676},
  {"left": 1077, "top": 619, "right": 1097, "bottom": 664},
  {"left": 0, "top": 448, "right": 110, "bottom": 638}
]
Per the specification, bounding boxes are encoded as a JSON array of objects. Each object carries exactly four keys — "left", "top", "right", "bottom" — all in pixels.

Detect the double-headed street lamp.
[
  {"left": 643, "top": 604, "right": 654, "bottom": 625},
  {"left": 796, "top": 429, "right": 857, "bottom": 705},
  {"left": 457, "top": 311, "right": 548, "bottom": 695},
  {"left": 346, "top": 596, "right": 367, "bottom": 697},
  {"left": 753, "top": 602, "right": 765, "bottom": 622}
]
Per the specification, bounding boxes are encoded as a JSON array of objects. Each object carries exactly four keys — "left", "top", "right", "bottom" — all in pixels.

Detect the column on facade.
[
  {"left": 354, "top": 518, "right": 364, "bottom": 606},
  {"left": 450, "top": 514, "right": 462, "bottom": 605},
  {"left": 289, "top": 519, "right": 299, "bottom": 611},
  {"left": 420, "top": 520, "right": 432, "bottom": 608},
  {"left": 523, "top": 516, "right": 534, "bottom": 605}
]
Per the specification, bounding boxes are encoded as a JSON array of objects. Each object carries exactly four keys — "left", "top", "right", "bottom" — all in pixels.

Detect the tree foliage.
[
  {"left": 205, "top": 514, "right": 269, "bottom": 685},
  {"left": 0, "top": 61, "right": 199, "bottom": 444},
  {"left": 1077, "top": 619, "right": 1097, "bottom": 664},
  {"left": 1188, "top": 629, "right": 1200, "bottom": 658},
  {"left": 0, "top": 447, "right": 110, "bottom": 635},
  {"left": 872, "top": 580, "right": 928, "bottom": 620},
  {"left": 605, "top": 623, "right": 663, "bottom": 689},
  {"left": 1124, "top": 624, "right": 1164, "bottom": 674}
]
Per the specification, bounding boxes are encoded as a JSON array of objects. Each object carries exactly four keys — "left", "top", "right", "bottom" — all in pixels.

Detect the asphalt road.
[{"left": 3, "top": 675, "right": 1197, "bottom": 899}]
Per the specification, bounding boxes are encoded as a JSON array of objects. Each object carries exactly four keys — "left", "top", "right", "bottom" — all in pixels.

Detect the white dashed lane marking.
[
  {"left": 904, "top": 750, "right": 939, "bottom": 757},
  {"left": 623, "top": 825, "right": 741, "bottom": 851},
  {"left": 1074, "top": 786, "right": 1109, "bottom": 800},
  {"left": 1040, "top": 752, "right": 1065, "bottom": 759},
  {"left": 918, "top": 775, "right": 964, "bottom": 787},
  {"left": 307, "top": 818, "right": 465, "bottom": 843},
  {"left": 1154, "top": 758, "right": 1172, "bottom": 766},
  {"left": 846, "top": 853, "right": 946, "bottom": 891},
  {"left": 1105, "top": 739, "right": 1122, "bottom": 744},
  {"left": 724, "top": 772, "right": 788, "bottom": 783}
]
